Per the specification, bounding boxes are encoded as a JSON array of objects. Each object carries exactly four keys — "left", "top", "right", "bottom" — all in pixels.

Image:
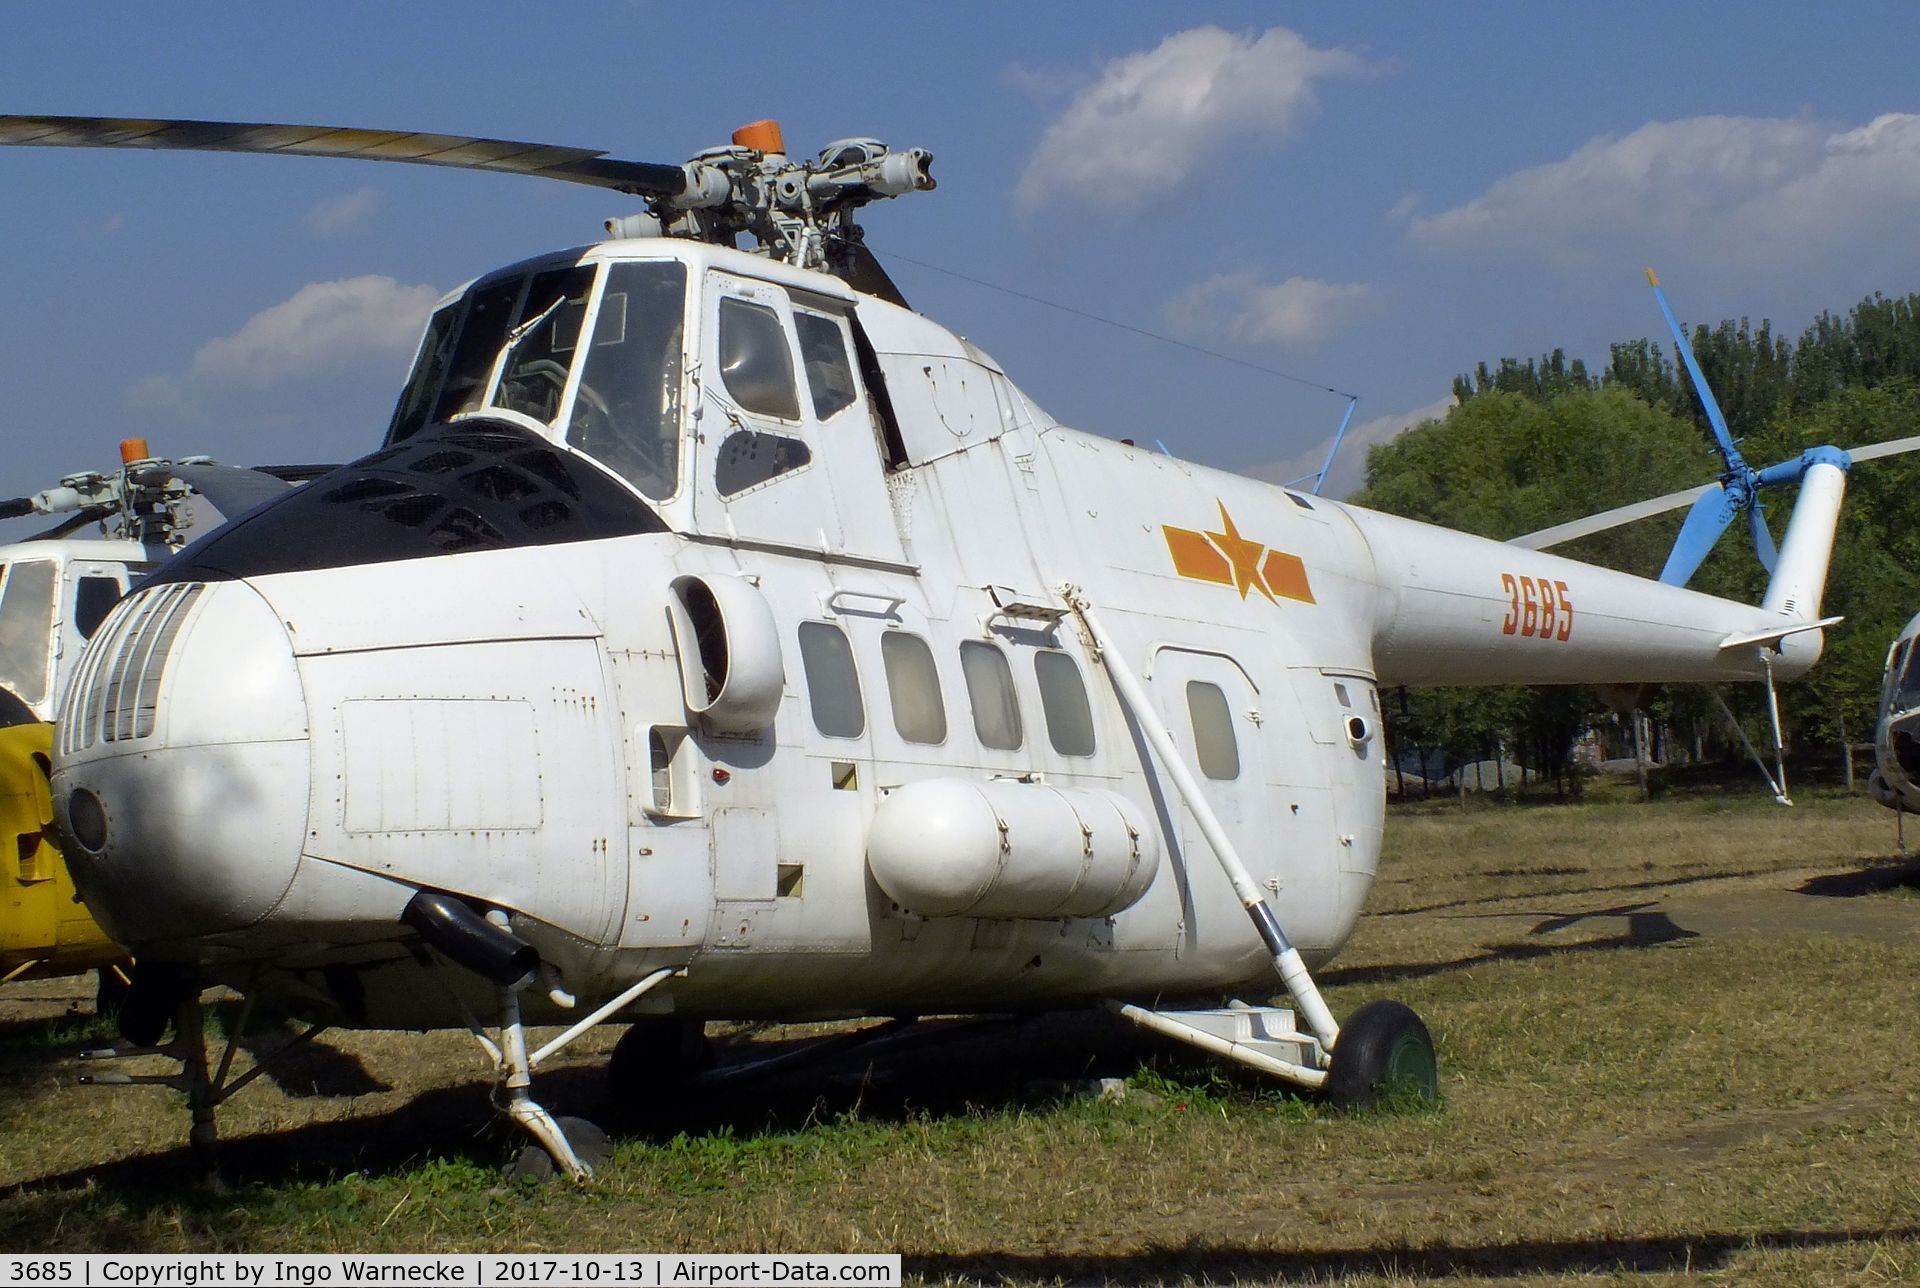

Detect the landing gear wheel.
[
  {"left": 117, "top": 963, "right": 191, "bottom": 1047},
  {"left": 607, "top": 1017, "right": 712, "bottom": 1102},
  {"left": 1325, "top": 999, "right": 1437, "bottom": 1110},
  {"left": 504, "top": 1116, "right": 610, "bottom": 1183},
  {"left": 95, "top": 966, "right": 132, "bottom": 1019}
]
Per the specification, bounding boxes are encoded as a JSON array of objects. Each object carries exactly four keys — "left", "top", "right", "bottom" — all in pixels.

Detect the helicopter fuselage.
[{"left": 46, "top": 238, "right": 1845, "bottom": 1031}]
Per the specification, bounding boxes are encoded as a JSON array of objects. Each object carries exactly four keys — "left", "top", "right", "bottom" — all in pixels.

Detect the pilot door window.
[
  {"left": 1034, "top": 650, "right": 1096, "bottom": 757},
  {"left": 569, "top": 261, "right": 688, "bottom": 502},
  {"left": 798, "top": 621, "right": 866, "bottom": 739},
  {"left": 959, "top": 640, "right": 1023, "bottom": 751},
  {"left": 880, "top": 631, "right": 948, "bottom": 745},
  {"left": 0, "top": 561, "right": 56, "bottom": 712},
  {"left": 717, "top": 296, "right": 801, "bottom": 420},
  {"left": 73, "top": 575, "right": 125, "bottom": 640}
]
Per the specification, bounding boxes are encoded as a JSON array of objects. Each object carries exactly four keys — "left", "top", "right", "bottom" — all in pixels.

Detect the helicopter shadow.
[
  {"left": 0, "top": 1008, "right": 1217, "bottom": 1200},
  {"left": 909, "top": 1224, "right": 1920, "bottom": 1284},
  {"left": 1794, "top": 856, "right": 1920, "bottom": 898},
  {"left": 1322, "top": 904, "right": 1697, "bottom": 989}
]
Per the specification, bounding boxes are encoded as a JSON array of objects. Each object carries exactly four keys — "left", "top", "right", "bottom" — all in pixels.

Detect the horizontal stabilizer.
[{"left": 1718, "top": 616, "right": 1841, "bottom": 652}]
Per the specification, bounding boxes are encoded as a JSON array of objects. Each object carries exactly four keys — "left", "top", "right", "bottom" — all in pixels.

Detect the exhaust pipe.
[{"left": 402, "top": 890, "right": 538, "bottom": 989}]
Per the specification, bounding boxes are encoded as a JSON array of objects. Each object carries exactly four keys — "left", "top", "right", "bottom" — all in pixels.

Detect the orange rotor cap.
[
  {"left": 731, "top": 120, "right": 785, "bottom": 154},
  {"left": 119, "top": 437, "right": 150, "bottom": 464}
]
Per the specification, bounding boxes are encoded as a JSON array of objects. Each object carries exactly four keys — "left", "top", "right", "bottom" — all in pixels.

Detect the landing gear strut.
[
  {"left": 1066, "top": 584, "right": 1439, "bottom": 1106},
  {"left": 78, "top": 983, "right": 330, "bottom": 1178},
  {"left": 439, "top": 961, "right": 682, "bottom": 1181}
]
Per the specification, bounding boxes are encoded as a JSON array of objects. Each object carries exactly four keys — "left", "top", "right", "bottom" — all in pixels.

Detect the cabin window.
[
  {"left": 0, "top": 562, "right": 56, "bottom": 710},
  {"left": 959, "top": 640, "right": 1022, "bottom": 751},
  {"left": 798, "top": 622, "right": 864, "bottom": 739},
  {"left": 715, "top": 431, "right": 813, "bottom": 496},
  {"left": 1035, "top": 650, "right": 1095, "bottom": 757},
  {"left": 493, "top": 266, "right": 595, "bottom": 425},
  {"left": 795, "top": 312, "right": 858, "bottom": 421},
  {"left": 73, "top": 576, "right": 123, "bottom": 639},
  {"left": 1186, "top": 681, "right": 1241, "bottom": 780},
  {"left": 718, "top": 297, "right": 801, "bottom": 420},
  {"left": 881, "top": 631, "right": 947, "bottom": 745},
  {"left": 570, "top": 261, "right": 687, "bottom": 501},
  {"left": 1883, "top": 641, "right": 1910, "bottom": 712}
]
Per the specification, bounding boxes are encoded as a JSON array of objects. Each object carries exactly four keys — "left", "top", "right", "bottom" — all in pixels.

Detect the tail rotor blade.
[
  {"left": 1845, "top": 433, "right": 1920, "bottom": 463},
  {"left": 1647, "top": 268, "right": 1742, "bottom": 471},
  {"left": 1748, "top": 504, "right": 1778, "bottom": 573},
  {"left": 1659, "top": 485, "right": 1740, "bottom": 586}
]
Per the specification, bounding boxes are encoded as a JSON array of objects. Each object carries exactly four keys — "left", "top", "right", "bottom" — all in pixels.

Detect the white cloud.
[
  {"left": 303, "top": 186, "right": 382, "bottom": 236},
  {"left": 125, "top": 372, "right": 196, "bottom": 416},
  {"left": 1164, "top": 271, "right": 1376, "bottom": 345},
  {"left": 1015, "top": 25, "right": 1374, "bottom": 214},
  {"left": 190, "top": 275, "right": 440, "bottom": 387},
  {"left": 1407, "top": 113, "right": 1920, "bottom": 262},
  {"left": 1242, "top": 395, "right": 1455, "bottom": 499}
]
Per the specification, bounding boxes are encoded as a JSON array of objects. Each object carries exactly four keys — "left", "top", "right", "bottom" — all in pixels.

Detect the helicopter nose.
[{"left": 51, "top": 579, "right": 309, "bottom": 955}]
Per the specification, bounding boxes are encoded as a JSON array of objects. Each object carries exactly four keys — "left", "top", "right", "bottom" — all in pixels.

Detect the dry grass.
[{"left": 1, "top": 785, "right": 1917, "bottom": 1284}]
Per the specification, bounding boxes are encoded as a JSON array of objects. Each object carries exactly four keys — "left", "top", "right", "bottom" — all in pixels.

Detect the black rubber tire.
[
  {"left": 1324, "top": 999, "right": 1438, "bottom": 1110},
  {"left": 606, "top": 1017, "right": 713, "bottom": 1102},
  {"left": 94, "top": 967, "right": 132, "bottom": 1019},
  {"left": 556, "top": 1116, "right": 612, "bottom": 1171},
  {"left": 116, "top": 963, "right": 189, "bottom": 1048}
]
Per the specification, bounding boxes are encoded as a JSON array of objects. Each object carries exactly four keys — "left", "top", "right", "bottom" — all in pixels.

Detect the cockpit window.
[
  {"left": 388, "top": 303, "right": 461, "bottom": 445},
  {"left": 569, "top": 261, "right": 687, "bottom": 500},
  {"left": 492, "top": 266, "right": 595, "bottom": 426},
  {"left": 426, "top": 275, "right": 523, "bottom": 428},
  {"left": 0, "top": 561, "right": 57, "bottom": 710},
  {"left": 1900, "top": 642, "right": 1920, "bottom": 711}
]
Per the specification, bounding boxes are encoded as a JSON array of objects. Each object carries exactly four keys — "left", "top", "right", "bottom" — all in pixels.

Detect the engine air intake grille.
[{"left": 59, "top": 583, "right": 205, "bottom": 754}]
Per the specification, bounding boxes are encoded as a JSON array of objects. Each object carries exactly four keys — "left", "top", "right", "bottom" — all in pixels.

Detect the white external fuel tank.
[{"left": 867, "top": 778, "right": 1159, "bottom": 919}]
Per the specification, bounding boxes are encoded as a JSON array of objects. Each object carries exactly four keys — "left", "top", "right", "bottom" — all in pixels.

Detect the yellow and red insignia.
[{"left": 1162, "top": 501, "right": 1315, "bottom": 604}]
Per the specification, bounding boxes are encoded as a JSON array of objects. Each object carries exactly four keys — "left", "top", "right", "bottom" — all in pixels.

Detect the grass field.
[{"left": 2, "top": 785, "right": 1917, "bottom": 1284}]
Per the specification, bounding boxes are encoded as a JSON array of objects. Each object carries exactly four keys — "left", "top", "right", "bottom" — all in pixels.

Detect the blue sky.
[{"left": 3, "top": 3, "right": 1917, "bottom": 536}]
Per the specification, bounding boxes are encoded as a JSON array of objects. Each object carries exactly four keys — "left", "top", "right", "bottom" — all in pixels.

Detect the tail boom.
[{"left": 1344, "top": 460, "right": 1847, "bottom": 689}]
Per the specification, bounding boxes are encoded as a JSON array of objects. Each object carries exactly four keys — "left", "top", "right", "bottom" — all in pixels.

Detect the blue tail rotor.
[{"left": 1648, "top": 268, "right": 1815, "bottom": 586}]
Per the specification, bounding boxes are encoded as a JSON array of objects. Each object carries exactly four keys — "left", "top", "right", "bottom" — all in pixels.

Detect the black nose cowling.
[{"left": 147, "top": 419, "right": 668, "bottom": 586}]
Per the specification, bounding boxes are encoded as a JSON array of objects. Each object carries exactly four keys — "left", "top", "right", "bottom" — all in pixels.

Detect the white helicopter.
[
  {"left": 1869, "top": 612, "right": 1920, "bottom": 819},
  {"left": 0, "top": 115, "right": 1867, "bottom": 1180}
]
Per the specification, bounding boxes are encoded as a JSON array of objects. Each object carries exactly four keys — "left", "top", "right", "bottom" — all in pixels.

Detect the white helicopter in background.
[
  {"left": 1868, "top": 612, "right": 1920, "bottom": 818},
  {"left": 0, "top": 114, "right": 1872, "bottom": 1181},
  {"left": 0, "top": 442, "right": 304, "bottom": 994}
]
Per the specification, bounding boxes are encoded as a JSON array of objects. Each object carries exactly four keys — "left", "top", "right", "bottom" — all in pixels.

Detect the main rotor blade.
[
  {"left": 0, "top": 114, "right": 688, "bottom": 197},
  {"left": 1507, "top": 481, "right": 1714, "bottom": 550},
  {"left": 1659, "top": 485, "right": 1740, "bottom": 586},
  {"left": 165, "top": 463, "right": 293, "bottom": 517}
]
